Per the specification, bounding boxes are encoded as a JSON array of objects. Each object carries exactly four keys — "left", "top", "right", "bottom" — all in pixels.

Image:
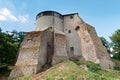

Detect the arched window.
[{"left": 75, "top": 26, "right": 80, "bottom": 31}]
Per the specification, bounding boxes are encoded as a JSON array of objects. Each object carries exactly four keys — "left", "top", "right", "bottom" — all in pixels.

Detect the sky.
[{"left": 0, "top": 0, "right": 120, "bottom": 41}]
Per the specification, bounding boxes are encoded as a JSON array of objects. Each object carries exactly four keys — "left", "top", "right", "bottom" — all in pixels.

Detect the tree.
[
  {"left": 110, "top": 29, "right": 120, "bottom": 60},
  {"left": 0, "top": 29, "right": 25, "bottom": 66},
  {"left": 0, "top": 27, "right": 2, "bottom": 32},
  {"left": 100, "top": 37, "right": 111, "bottom": 54}
]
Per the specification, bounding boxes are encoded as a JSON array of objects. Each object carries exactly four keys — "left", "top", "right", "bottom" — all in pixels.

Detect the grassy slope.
[{"left": 12, "top": 60, "right": 120, "bottom": 80}]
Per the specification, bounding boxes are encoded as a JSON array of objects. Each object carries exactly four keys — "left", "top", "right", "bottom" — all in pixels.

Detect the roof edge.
[{"left": 63, "top": 13, "right": 78, "bottom": 16}]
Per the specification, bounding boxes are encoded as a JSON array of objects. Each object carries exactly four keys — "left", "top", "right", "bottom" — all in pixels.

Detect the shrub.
[
  {"left": 113, "top": 66, "right": 120, "bottom": 70},
  {"left": 87, "top": 62, "right": 101, "bottom": 73}
]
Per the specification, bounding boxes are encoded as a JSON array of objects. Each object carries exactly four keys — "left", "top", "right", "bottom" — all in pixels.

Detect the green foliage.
[
  {"left": 87, "top": 62, "right": 101, "bottom": 73},
  {"left": 71, "top": 59, "right": 81, "bottom": 65},
  {"left": 100, "top": 37, "right": 111, "bottom": 54},
  {"left": 72, "top": 59, "right": 101, "bottom": 73},
  {"left": 110, "top": 29, "right": 120, "bottom": 60},
  {"left": 113, "top": 66, "right": 120, "bottom": 70},
  {"left": 0, "top": 28, "right": 25, "bottom": 68},
  {"left": 10, "top": 75, "right": 32, "bottom": 80}
]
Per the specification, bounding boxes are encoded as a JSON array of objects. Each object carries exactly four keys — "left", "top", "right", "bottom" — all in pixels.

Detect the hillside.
[{"left": 11, "top": 60, "right": 120, "bottom": 80}]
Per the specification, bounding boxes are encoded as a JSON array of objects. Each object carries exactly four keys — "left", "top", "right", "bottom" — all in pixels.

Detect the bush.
[
  {"left": 71, "top": 59, "right": 101, "bottom": 73},
  {"left": 71, "top": 59, "right": 81, "bottom": 65},
  {"left": 87, "top": 62, "right": 101, "bottom": 73},
  {"left": 113, "top": 66, "right": 120, "bottom": 70}
]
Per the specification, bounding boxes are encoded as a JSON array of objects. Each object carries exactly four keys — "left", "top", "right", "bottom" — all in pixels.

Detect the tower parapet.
[{"left": 35, "top": 11, "right": 64, "bottom": 32}]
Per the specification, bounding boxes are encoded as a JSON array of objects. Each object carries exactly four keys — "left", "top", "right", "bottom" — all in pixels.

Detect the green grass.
[
  {"left": 39, "top": 60, "right": 102, "bottom": 80},
  {"left": 3, "top": 59, "right": 120, "bottom": 80},
  {"left": 38, "top": 60, "right": 120, "bottom": 80},
  {"left": 10, "top": 75, "right": 32, "bottom": 80}
]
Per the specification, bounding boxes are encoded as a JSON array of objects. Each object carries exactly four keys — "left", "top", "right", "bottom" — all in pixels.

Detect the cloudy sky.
[{"left": 0, "top": 0, "right": 120, "bottom": 41}]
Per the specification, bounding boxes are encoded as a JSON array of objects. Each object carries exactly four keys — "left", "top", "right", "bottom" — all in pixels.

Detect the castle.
[{"left": 10, "top": 11, "right": 114, "bottom": 78}]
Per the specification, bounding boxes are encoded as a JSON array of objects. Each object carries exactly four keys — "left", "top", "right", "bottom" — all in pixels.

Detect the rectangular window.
[
  {"left": 68, "top": 30, "right": 71, "bottom": 33},
  {"left": 70, "top": 47, "right": 74, "bottom": 51},
  {"left": 70, "top": 47, "right": 74, "bottom": 54},
  {"left": 70, "top": 15, "right": 73, "bottom": 19}
]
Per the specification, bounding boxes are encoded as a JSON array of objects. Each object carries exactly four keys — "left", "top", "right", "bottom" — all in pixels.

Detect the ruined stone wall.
[
  {"left": 78, "top": 24, "right": 100, "bottom": 63},
  {"left": 85, "top": 24, "right": 114, "bottom": 68},
  {"left": 10, "top": 28, "right": 53, "bottom": 78},
  {"left": 9, "top": 31, "right": 42, "bottom": 78},
  {"left": 37, "top": 28, "right": 53, "bottom": 72},
  {"left": 52, "top": 32, "right": 68, "bottom": 65},
  {"left": 78, "top": 23, "right": 114, "bottom": 68}
]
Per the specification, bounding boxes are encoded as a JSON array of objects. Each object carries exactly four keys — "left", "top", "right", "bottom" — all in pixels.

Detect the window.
[
  {"left": 47, "top": 44, "right": 52, "bottom": 51},
  {"left": 75, "top": 26, "right": 80, "bottom": 31},
  {"left": 70, "top": 47, "right": 74, "bottom": 54},
  {"left": 70, "top": 47, "right": 74, "bottom": 51},
  {"left": 49, "top": 27, "right": 52, "bottom": 29},
  {"left": 68, "top": 30, "right": 71, "bottom": 33},
  {"left": 70, "top": 15, "right": 73, "bottom": 19}
]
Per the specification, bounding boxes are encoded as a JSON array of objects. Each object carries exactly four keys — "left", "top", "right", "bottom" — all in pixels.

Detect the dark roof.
[
  {"left": 36, "top": 11, "right": 79, "bottom": 20},
  {"left": 63, "top": 13, "right": 78, "bottom": 16},
  {"left": 36, "top": 11, "right": 63, "bottom": 20}
]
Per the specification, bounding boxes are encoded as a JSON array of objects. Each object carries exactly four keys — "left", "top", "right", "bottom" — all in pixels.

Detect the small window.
[
  {"left": 49, "top": 27, "right": 52, "bottom": 29},
  {"left": 70, "top": 15, "right": 73, "bottom": 19},
  {"left": 47, "top": 44, "right": 52, "bottom": 51},
  {"left": 68, "top": 30, "right": 71, "bottom": 33},
  {"left": 70, "top": 47, "right": 74, "bottom": 51},
  {"left": 70, "top": 47, "right": 74, "bottom": 54}
]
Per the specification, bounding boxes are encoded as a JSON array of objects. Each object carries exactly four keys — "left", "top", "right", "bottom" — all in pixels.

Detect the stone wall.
[
  {"left": 52, "top": 32, "right": 68, "bottom": 65},
  {"left": 78, "top": 24, "right": 99, "bottom": 62},
  {"left": 37, "top": 28, "right": 53, "bottom": 72},
  {"left": 35, "top": 16, "right": 64, "bottom": 32},
  {"left": 63, "top": 14, "right": 83, "bottom": 59},
  {"left": 77, "top": 23, "right": 114, "bottom": 68},
  {"left": 9, "top": 31, "right": 42, "bottom": 78},
  {"left": 9, "top": 28, "right": 53, "bottom": 78},
  {"left": 86, "top": 24, "right": 114, "bottom": 68}
]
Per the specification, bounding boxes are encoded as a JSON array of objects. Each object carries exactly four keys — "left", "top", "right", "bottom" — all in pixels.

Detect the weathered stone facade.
[{"left": 10, "top": 11, "right": 114, "bottom": 78}]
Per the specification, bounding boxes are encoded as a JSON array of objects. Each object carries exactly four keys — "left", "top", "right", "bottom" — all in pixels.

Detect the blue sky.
[{"left": 0, "top": 0, "right": 120, "bottom": 41}]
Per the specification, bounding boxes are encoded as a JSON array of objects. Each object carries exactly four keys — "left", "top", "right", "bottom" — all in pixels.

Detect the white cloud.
[
  {"left": 0, "top": 15, "right": 6, "bottom": 21},
  {"left": 0, "top": 8, "right": 29, "bottom": 23},
  {"left": 0, "top": 8, "right": 18, "bottom": 21},
  {"left": 18, "top": 15, "right": 28, "bottom": 23}
]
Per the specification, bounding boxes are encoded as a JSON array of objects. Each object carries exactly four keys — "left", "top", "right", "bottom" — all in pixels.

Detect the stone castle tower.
[{"left": 10, "top": 11, "right": 114, "bottom": 78}]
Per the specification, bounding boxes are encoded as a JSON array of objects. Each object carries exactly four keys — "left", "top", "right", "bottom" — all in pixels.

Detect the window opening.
[
  {"left": 75, "top": 26, "right": 80, "bottom": 31},
  {"left": 70, "top": 15, "right": 73, "bottom": 19},
  {"left": 68, "top": 30, "right": 71, "bottom": 33},
  {"left": 70, "top": 47, "right": 74, "bottom": 54},
  {"left": 47, "top": 44, "right": 52, "bottom": 51},
  {"left": 70, "top": 47, "right": 74, "bottom": 51}
]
